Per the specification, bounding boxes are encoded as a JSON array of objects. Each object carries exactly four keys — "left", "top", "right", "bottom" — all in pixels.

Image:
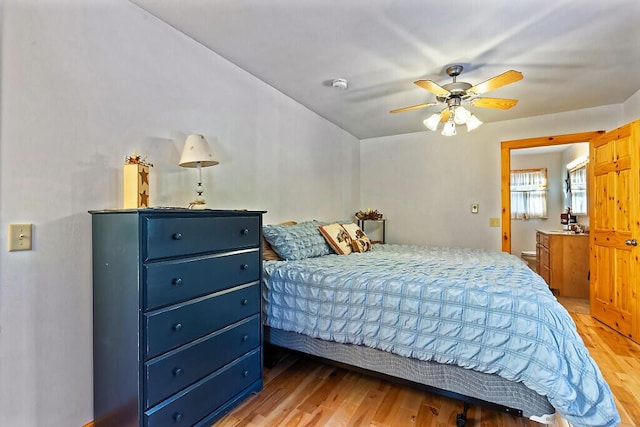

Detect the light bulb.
[{"left": 423, "top": 113, "right": 441, "bottom": 131}]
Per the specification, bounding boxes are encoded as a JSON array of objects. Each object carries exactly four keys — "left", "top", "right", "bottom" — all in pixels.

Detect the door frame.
[{"left": 500, "top": 131, "right": 604, "bottom": 253}]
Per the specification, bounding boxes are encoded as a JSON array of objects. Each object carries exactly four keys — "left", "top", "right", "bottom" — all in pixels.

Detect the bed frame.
[{"left": 264, "top": 326, "right": 555, "bottom": 426}]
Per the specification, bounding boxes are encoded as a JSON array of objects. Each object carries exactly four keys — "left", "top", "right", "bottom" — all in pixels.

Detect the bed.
[{"left": 260, "top": 220, "right": 620, "bottom": 426}]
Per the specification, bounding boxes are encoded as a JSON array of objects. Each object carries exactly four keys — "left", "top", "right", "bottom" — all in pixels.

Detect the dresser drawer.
[
  {"left": 144, "top": 283, "right": 259, "bottom": 358},
  {"left": 144, "top": 250, "right": 259, "bottom": 310},
  {"left": 144, "top": 315, "right": 260, "bottom": 408},
  {"left": 143, "top": 216, "right": 260, "bottom": 261},
  {"left": 144, "top": 349, "right": 261, "bottom": 427}
]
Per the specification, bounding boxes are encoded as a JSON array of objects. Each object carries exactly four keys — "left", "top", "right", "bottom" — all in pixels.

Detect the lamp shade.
[
  {"left": 466, "top": 114, "right": 483, "bottom": 132},
  {"left": 441, "top": 119, "right": 457, "bottom": 136},
  {"left": 423, "top": 113, "right": 442, "bottom": 131},
  {"left": 453, "top": 106, "right": 471, "bottom": 125},
  {"left": 179, "top": 134, "right": 219, "bottom": 168}
]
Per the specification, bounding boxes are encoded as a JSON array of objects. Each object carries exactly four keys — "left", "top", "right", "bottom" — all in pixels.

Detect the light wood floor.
[{"left": 216, "top": 299, "right": 640, "bottom": 426}]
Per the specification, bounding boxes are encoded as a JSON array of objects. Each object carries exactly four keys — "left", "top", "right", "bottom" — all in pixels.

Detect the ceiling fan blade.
[
  {"left": 470, "top": 97, "right": 519, "bottom": 110},
  {"left": 414, "top": 80, "right": 450, "bottom": 96},
  {"left": 468, "top": 70, "right": 523, "bottom": 95},
  {"left": 440, "top": 109, "right": 452, "bottom": 122},
  {"left": 390, "top": 103, "right": 436, "bottom": 114}
]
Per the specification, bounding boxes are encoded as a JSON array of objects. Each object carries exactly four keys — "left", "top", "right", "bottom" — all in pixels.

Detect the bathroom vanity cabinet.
[{"left": 536, "top": 230, "right": 589, "bottom": 298}]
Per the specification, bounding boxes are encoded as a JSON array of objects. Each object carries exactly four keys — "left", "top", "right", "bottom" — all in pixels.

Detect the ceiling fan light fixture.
[
  {"left": 466, "top": 114, "right": 483, "bottom": 132},
  {"left": 441, "top": 119, "right": 457, "bottom": 136},
  {"left": 423, "top": 113, "right": 441, "bottom": 131},
  {"left": 453, "top": 106, "right": 471, "bottom": 125},
  {"left": 391, "top": 64, "right": 521, "bottom": 136}
]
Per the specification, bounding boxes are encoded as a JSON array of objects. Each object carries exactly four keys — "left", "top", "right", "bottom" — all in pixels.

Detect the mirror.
[{"left": 569, "top": 165, "right": 587, "bottom": 214}]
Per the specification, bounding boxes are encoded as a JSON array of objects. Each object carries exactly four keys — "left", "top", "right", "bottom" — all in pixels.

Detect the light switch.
[
  {"left": 471, "top": 203, "right": 479, "bottom": 214},
  {"left": 489, "top": 218, "right": 501, "bottom": 227},
  {"left": 8, "top": 224, "right": 32, "bottom": 251}
]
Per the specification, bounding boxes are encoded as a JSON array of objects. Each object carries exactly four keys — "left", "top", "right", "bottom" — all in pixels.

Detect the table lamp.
[{"left": 179, "top": 134, "right": 219, "bottom": 208}]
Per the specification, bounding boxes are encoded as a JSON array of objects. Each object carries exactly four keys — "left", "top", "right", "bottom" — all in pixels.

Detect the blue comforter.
[{"left": 262, "top": 244, "right": 619, "bottom": 426}]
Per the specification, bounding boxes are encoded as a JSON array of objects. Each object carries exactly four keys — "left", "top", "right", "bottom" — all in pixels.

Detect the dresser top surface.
[{"left": 89, "top": 208, "right": 266, "bottom": 216}]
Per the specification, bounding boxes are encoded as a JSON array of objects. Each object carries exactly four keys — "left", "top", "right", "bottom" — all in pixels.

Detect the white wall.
[
  {"left": 0, "top": 1, "right": 359, "bottom": 426},
  {"left": 360, "top": 105, "right": 623, "bottom": 251},
  {"left": 623, "top": 87, "right": 640, "bottom": 123}
]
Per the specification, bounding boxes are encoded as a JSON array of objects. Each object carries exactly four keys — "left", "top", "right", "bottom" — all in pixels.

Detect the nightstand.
[{"left": 357, "top": 219, "right": 386, "bottom": 244}]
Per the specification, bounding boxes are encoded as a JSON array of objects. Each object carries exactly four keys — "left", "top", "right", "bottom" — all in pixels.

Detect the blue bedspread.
[{"left": 262, "top": 244, "right": 619, "bottom": 426}]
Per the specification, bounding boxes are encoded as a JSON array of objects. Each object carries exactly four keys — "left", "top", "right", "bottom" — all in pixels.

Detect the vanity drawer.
[
  {"left": 144, "top": 216, "right": 260, "bottom": 261},
  {"left": 144, "top": 315, "right": 260, "bottom": 408},
  {"left": 539, "top": 233, "right": 549, "bottom": 248},
  {"left": 144, "top": 349, "right": 261, "bottom": 427},
  {"left": 144, "top": 283, "right": 259, "bottom": 359},
  {"left": 144, "top": 250, "right": 259, "bottom": 310}
]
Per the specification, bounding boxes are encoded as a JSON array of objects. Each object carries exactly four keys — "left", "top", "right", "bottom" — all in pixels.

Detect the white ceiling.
[{"left": 131, "top": 0, "right": 640, "bottom": 140}]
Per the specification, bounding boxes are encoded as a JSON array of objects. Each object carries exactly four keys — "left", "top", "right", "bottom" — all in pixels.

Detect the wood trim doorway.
[{"left": 500, "top": 131, "right": 603, "bottom": 253}]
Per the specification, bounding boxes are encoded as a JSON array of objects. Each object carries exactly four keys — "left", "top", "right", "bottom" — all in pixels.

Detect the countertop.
[{"left": 537, "top": 229, "right": 589, "bottom": 236}]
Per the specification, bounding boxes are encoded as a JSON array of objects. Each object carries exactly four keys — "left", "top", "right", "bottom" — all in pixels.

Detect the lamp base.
[{"left": 188, "top": 200, "right": 207, "bottom": 210}]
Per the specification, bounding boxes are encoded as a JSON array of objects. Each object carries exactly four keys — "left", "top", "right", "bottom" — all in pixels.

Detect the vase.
[{"left": 123, "top": 164, "right": 150, "bottom": 208}]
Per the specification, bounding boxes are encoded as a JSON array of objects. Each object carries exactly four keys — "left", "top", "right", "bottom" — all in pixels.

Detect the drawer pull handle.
[
  {"left": 242, "top": 228, "right": 249, "bottom": 235},
  {"left": 241, "top": 263, "right": 249, "bottom": 270},
  {"left": 172, "top": 233, "right": 183, "bottom": 240},
  {"left": 173, "top": 412, "right": 184, "bottom": 422},
  {"left": 172, "top": 278, "right": 183, "bottom": 286},
  {"left": 173, "top": 323, "right": 183, "bottom": 332},
  {"left": 173, "top": 367, "right": 184, "bottom": 376},
  {"left": 242, "top": 370, "right": 249, "bottom": 378},
  {"left": 241, "top": 299, "right": 249, "bottom": 306},
  {"left": 242, "top": 334, "right": 249, "bottom": 342}
]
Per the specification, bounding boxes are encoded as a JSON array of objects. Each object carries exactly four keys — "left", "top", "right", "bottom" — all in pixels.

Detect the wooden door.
[{"left": 590, "top": 120, "right": 639, "bottom": 343}]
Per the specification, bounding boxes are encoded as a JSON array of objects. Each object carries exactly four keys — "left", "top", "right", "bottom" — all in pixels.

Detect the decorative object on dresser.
[
  {"left": 179, "top": 134, "right": 219, "bottom": 209},
  {"left": 123, "top": 152, "right": 153, "bottom": 208},
  {"left": 536, "top": 229, "right": 589, "bottom": 298},
  {"left": 90, "top": 209, "right": 264, "bottom": 427}
]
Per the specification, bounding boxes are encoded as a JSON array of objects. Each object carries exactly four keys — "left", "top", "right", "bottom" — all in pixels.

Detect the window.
[
  {"left": 569, "top": 165, "right": 587, "bottom": 214},
  {"left": 510, "top": 168, "right": 547, "bottom": 219}
]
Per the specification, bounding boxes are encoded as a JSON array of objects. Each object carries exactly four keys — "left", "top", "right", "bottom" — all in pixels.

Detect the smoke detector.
[{"left": 332, "top": 78, "right": 348, "bottom": 90}]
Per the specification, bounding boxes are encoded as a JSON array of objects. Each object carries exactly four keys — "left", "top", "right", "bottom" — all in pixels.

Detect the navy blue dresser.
[{"left": 90, "top": 209, "right": 264, "bottom": 427}]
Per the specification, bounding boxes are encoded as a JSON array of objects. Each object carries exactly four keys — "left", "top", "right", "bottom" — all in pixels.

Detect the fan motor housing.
[{"left": 443, "top": 81, "right": 472, "bottom": 96}]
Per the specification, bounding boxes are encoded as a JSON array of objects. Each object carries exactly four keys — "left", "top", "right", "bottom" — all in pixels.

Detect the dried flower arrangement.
[
  {"left": 355, "top": 208, "right": 383, "bottom": 220},
  {"left": 124, "top": 151, "right": 153, "bottom": 167}
]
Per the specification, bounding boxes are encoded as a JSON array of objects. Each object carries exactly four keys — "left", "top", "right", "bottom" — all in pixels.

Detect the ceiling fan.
[{"left": 390, "top": 65, "right": 523, "bottom": 135}]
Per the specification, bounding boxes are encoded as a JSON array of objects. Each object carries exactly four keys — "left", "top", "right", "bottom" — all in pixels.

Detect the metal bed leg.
[{"left": 456, "top": 402, "right": 469, "bottom": 427}]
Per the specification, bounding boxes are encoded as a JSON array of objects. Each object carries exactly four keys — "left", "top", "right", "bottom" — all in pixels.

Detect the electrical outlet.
[
  {"left": 489, "top": 218, "right": 501, "bottom": 227},
  {"left": 8, "top": 224, "right": 32, "bottom": 251},
  {"left": 471, "top": 203, "right": 479, "bottom": 214}
]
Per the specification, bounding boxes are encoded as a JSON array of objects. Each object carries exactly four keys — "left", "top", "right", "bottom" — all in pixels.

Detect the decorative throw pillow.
[
  {"left": 351, "top": 237, "right": 372, "bottom": 253},
  {"left": 318, "top": 223, "right": 352, "bottom": 255},
  {"left": 341, "top": 223, "right": 372, "bottom": 253},
  {"left": 262, "top": 220, "right": 331, "bottom": 260}
]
